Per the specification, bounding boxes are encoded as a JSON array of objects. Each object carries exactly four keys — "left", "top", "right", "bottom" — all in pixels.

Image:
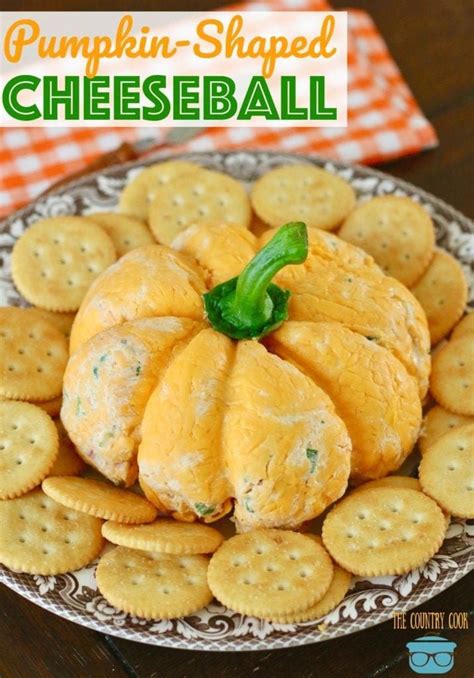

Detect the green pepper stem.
[
  {"left": 228, "top": 222, "right": 308, "bottom": 328},
  {"left": 203, "top": 222, "right": 308, "bottom": 340}
]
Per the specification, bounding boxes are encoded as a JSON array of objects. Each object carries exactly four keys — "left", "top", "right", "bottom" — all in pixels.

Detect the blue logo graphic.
[{"left": 406, "top": 635, "right": 457, "bottom": 674}]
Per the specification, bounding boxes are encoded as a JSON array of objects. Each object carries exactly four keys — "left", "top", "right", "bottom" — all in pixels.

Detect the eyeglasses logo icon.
[{"left": 406, "top": 635, "right": 457, "bottom": 674}]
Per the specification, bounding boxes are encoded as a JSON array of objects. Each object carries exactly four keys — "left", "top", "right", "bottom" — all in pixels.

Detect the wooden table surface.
[{"left": 1, "top": 1, "right": 473, "bottom": 676}]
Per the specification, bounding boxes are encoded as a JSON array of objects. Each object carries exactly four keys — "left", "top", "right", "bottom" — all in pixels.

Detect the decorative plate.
[{"left": 0, "top": 151, "right": 473, "bottom": 651}]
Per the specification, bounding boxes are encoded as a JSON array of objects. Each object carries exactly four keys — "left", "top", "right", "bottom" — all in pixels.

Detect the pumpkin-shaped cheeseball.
[{"left": 63, "top": 222, "right": 429, "bottom": 530}]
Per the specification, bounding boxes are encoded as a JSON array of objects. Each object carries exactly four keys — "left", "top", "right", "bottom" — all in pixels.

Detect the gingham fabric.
[{"left": 0, "top": 0, "right": 437, "bottom": 218}]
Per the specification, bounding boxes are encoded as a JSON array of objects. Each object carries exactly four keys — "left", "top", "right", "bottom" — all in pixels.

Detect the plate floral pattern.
[{"left": 0, "top": 151, "right": 473, "bottom": 651}]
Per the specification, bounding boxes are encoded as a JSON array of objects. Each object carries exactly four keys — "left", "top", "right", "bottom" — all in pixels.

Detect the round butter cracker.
[
  {"left": 451, "top": 313, "right": 474, "bottom": 341},
  {"left": 263, "top": 533, "right": 352, "bottom": 624},
  {"left": 322, "top": 487, "right": 446, "bottom": 576},
  {"left": 0, "top": 401, "right": 58, "bottom": 499},
  {"left": 250, "top": 211, "right": 271, "bottom": 237},
  {"left": 119, "top": 161, "right": 202, "bottom": 221},
  {"left": 251, "top": 164, "right": 356, "bottom": 232},
  {"left": 26, "top": 308, "right": 76, "bottom": 339},
  {"left": 87, "top": 212, "right": 155, "bottom": 257},
  {"left": 96, "top": 546, "right": 212, "bottom": 620},
  {"left": 430, "top": 337, "right": 474, "bottom": 415},
  {"left": 102, "top": 518, "right": 224, "bottom": 554},
  {"left": 0, "top": 489, "right": 103, "bottom": 575},
  {"left": 0, "top": 307, "right": 68, "bottom": 401},
  {"left": 352, "top": 475, "right": 451, "bottom": 531},
  {"left": 419, "top": 405, "right": 473, "bottom": 455},
  {"left": 411, "top": 248, "right": 467, "bottom": 345},
  {"left": 207, "top": 529, "right": 334, "bottom": 618},
  {"left": 11, "top": 216, "right": 116, "bottom": 311},
  {"left": 264, "top": 566, "right": 351, "bottom": 624},
  {"left": 352, "top": 476, "right": 421, "bottom": 493},
  {"left": 419, "top": 423, "right": 474, "bottom": 519},
  {"left": 36, "top": 395, "right": 63, "bottom": 418},
  {"left": 47, "top": 420, "right": 85, "bottom": 477},
  {"left": 0, "top": 395, "right": 62, "bottom": 418},
  {"left": 339, "top": 196, "right": 435, "bottom": 287},
  {"left": 149, "top": 169, "right": 251, "bottom": 245},
  {"left": 42, "top": 476, "right": 158, "bottom": 523}
]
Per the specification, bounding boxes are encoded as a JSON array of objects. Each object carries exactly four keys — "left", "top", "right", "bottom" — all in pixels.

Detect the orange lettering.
[
  {"left": 194, "top": 19, "right": 223, "bottom": 58},
  {"left": 4, "top": 19, "right": 39, "bottom": 63}
]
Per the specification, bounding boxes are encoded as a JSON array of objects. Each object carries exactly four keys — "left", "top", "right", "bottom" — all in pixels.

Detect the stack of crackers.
[{"left": 0, "top": 159, "right": 472, "bottom": 625}]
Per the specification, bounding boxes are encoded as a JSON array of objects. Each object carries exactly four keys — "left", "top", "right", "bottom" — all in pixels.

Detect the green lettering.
[
  {"left": 309, "top": 76, "right": 337, "bottom": 120},
  {"left": 113, "top": 76, "right": 140, "bottom": 120},
  {"left": 173, "top": 76, "right": 199, "bottom": 120},
  {"left": 2, "top": 75, "right": 40, "bottom": 121},
  {"left": 143, "top": 75, "right": 170, "bottom": 121},
  {"left": 83, "top": 76, "right": 110, "bottom": 120},
  {"left": 238, "top": 76, "right": 279, "bottom": 120},
  {"left": 280, "top": 76, "right": 307, "bottom": 120},
  {"left": 43, "top": 76, "right": 79, "bottom": 120},
  {"left": 203, "top": 76, "right": 237, "bottom": 120}
]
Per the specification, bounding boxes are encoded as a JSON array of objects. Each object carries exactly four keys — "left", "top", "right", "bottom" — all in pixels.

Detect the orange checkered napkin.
[{"left": 0, "top": 0, "right": 437, "bottom": 218}]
